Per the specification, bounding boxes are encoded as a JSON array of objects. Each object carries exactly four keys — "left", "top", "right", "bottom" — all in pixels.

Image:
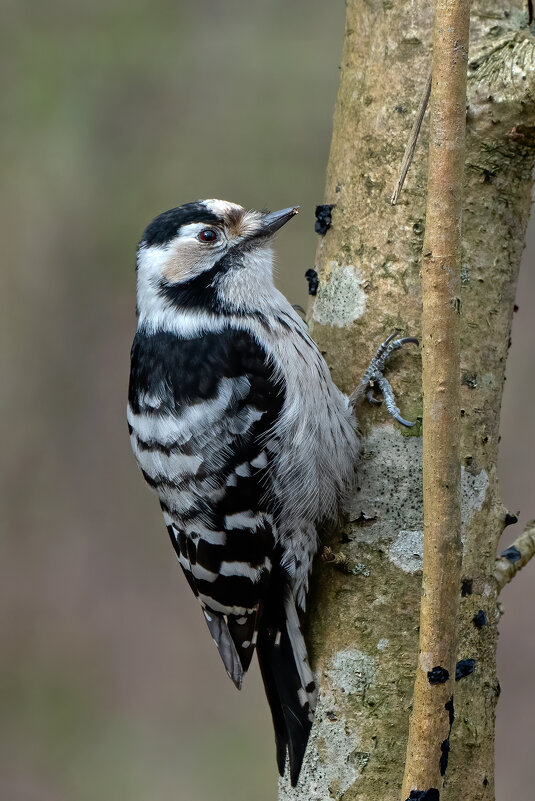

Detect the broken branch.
[{"left": 495, "top": 521, "right": 535, "bottom": 591}]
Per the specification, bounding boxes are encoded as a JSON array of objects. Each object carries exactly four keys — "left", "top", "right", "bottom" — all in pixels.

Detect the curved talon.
[
  {"left": 394, "top": 414, "right": 416, "bottom": 428},
  {"left": 353, "top": 331, "right": 418, "bottom": 426},
  {"left": 366, "top": 387, "right": 382, "bottom": 405}
]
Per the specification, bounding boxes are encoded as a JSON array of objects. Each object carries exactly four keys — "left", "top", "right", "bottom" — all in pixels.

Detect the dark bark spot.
[
  {"left": 501, "top": 545, "right": 521, "bottom": 563},
  {"left": 456, "top": 659, "right": 476, "bottom": 680},
  {"left": 473, "top": 610, "right": 488, "bottom": 628},
  {"left": 445, "top": 696, "right": 454, "bottom": 727},
  {"left": 427, "top": 666, "right": 449, "bottom": 685},
  {"left": 407, "top": 790, "right": 440, "bottom": 801},
  {"left": 461, "top": 578, "right": 473, "bottom": 596},
  {"left": 439, "top": 738, "right": 450, "bottom": 775},
  {"left": 314, "top": 204, "right": 334, "bottom": 235},
  {"left": 304, "top": 268, "right": 319, "bottom": 295},
  {"left": 504, "top": 512, "right": 518, "bottom": 527},
  {"left": 461, "top": 372, "right": 478, "bottom": 388}
]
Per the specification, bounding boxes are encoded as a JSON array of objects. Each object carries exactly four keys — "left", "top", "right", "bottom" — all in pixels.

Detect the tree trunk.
[{"left": 279, "top": 2, "right": 535, "bottom": 800}]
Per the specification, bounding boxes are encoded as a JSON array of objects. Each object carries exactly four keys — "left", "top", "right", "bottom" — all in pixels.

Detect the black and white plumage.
[{"left": 127, "top": 199, "right": 360, "bottom": 786}]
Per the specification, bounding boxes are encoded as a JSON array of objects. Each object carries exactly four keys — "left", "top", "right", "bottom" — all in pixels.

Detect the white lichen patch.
[
  {"left": 346, "top": 431, "right": 488, "bottom": 558},
  {"left": 377, "top": 638, "right": 389, "bottom": 651},
  {"left": 347, "top": 425, "right": 423, "bottom": 544},
  {"left": 388, "top": 529, "right": 424, "bottom": 573},
  {"left": 312, "top": 262, "right": 367, "bottom": 327},
  {"left": 279, "top": 689, "right": 366, "bottom": 800},
  {"left": 327, "top": 649, "right": 377, "bottom": 696},
  {"left": 461, "top": 466, "right": 489, "bottom": 530},
  {"left": 418, "top": 650, "right": 436, "bottom": 674},
  {"left": 372, "top": 594, "right": 388, "bottom": 607}
]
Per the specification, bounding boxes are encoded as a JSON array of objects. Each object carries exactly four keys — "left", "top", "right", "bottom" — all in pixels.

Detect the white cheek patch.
[
  {"left": 162, "top": 226, "right": 227, "bottom": 283},
  {"left": 137, "top": 242, "right": 171, "bottom": 283},
  {"left": 137, "top": 223, "right": 227, "bottom": 300}
]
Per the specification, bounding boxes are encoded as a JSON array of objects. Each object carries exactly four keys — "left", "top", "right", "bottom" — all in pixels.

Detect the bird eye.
[{"left": 198, "top": 228, "right": 219, "bottom": 243}]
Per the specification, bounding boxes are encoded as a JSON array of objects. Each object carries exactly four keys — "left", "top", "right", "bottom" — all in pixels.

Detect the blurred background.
[{"left": 1, "top": 1, "right": 533, "bottom": 799}]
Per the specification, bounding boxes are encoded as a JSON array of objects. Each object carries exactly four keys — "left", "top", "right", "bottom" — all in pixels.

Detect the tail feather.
[
  {"left": 257, "top": 599, "right": 316, "bottom": 787},
  {"left": 256, "top": 633, "right": 289, "bottom": 776},
  {"left": 227, "top": 612, "right": 258, "bottom": 673},
  {"left": 202, "top": 607, "right": 261, "bottom": 689},
  {"left": 202, "top": 609, "right": 244, "bottom": 689},
  {"left": 285, "top": 600, "right": 317, "bottom": 698}
]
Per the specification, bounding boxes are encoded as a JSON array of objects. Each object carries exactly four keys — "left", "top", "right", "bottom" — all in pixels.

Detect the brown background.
[{"left": 1, "top": 1, "right": 533, "bottom": 799}]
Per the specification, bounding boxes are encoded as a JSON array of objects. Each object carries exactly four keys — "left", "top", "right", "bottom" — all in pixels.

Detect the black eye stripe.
[{"left": 140, "top": 202, "right": 221, "bottom": 247}]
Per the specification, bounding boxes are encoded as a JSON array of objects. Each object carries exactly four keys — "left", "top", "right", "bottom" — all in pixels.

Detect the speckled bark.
[{"left": 279, "top": 2, "right": 535, "bottom": 800}]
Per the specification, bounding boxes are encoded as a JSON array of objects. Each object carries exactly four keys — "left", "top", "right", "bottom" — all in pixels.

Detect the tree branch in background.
[
  {"left": 401, "top": 1, "right": 470, "bottom": 798},
  {"left": 495, "top": 521, "right": 535, "bottom": 591}
]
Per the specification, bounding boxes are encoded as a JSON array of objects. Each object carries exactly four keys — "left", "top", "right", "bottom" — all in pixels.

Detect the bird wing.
[{"left": 129, "top": 325, "right": 285, "bottom": 686}]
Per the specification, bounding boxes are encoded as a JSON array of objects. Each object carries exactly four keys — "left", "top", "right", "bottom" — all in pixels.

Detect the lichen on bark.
[{"left": 279, "top": 2, "right": 535, "bottom": 800}]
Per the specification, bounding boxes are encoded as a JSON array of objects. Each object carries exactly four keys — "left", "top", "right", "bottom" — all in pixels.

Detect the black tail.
[{"left": 257, "top": 597, "right": 316, "bottom": 787}]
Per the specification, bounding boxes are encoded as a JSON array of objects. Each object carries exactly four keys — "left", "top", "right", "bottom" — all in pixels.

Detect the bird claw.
[
  {"left": 349, "top": 331, "right": 419, "bottom": 427},
  {"left": 393, "top": 412, "right": 416, "bottom": 428},
  {"left": 366, "top": 387, "right": 382, "bottom": 406}
]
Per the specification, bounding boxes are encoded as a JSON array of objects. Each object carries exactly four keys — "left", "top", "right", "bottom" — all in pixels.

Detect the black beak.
[{"left": 260, "top": 206, "right": 299, "bottom": 235}]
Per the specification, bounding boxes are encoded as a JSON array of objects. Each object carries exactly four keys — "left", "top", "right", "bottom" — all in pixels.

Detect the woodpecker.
[{"left": 127, "top": 199, "right": 415, "bottom": 786}]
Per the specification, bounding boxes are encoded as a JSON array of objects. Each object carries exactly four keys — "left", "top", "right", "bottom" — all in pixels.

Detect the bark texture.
[
  {"left": 402, "top": 1, "right": 469, "bottom": 796},
  {"left": 279, "top": 2, "right": 535, "bottom": 800}
]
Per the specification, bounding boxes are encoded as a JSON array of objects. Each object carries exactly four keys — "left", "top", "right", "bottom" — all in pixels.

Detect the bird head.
[{"left": 136, "top": 199, "right": 299, "bottom": 321}]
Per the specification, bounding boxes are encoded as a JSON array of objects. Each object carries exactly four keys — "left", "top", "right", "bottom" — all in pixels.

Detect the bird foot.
[{"left": 349, "top": 332, "right": 419, "bottom": 427}]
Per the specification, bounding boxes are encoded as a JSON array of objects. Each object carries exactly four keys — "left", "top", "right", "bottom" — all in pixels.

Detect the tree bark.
[
  {"left": 401, "top": 1, "right": 469, "bottom": 796},
  {"left": 279, "top": 2, "right": 535, "bottom": 800}
]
